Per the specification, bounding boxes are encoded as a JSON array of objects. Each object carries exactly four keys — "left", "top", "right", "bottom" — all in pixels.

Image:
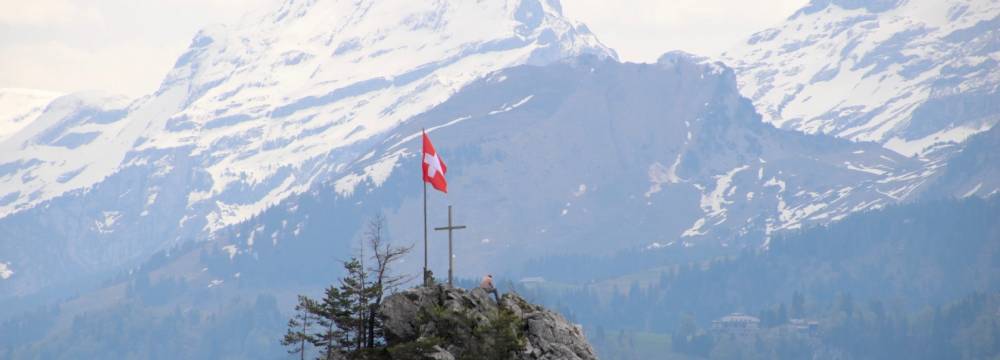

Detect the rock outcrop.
[{"left": 381, "top": 285, "right": 597, "bottom": 360}]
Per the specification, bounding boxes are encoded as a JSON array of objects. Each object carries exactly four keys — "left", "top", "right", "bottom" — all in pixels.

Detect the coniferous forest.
[
  {"left": 515, "top": 196, "right": 1000, "bottom": 359},
  {"left": 3, "top": 197, "right": 997, "bottom": 359}
]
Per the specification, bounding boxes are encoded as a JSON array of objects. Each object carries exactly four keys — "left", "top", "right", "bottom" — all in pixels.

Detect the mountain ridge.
[
  {"left": 1, "top": 0, "right": 996, "bottom": 309},
  {"left": 182, "top": 53, "right": 926, "bottom": 292},
  {"left": 0, "top": 88, "right": 63, "bottom": 143},
  {"left": 723, "top": 0, "right": 1000, "bottom": 157},
  {"left": 0, "top": 0, "right": 614, "bottom": 297}
]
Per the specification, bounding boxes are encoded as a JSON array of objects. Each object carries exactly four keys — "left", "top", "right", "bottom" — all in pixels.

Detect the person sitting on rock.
[{"left": 480, "top": 274, "right": 500, "bottom": 303}]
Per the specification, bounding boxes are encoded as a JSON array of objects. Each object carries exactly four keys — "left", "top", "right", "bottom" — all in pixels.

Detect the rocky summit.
[{"left": 381, "top": 285, "right": 597, "bottom": 360}]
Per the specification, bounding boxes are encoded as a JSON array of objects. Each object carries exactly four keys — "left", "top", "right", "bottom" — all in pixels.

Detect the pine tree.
[
  {"left": 291, "top": 259, "right": 372, "bottom": 358},
  {"left": 312, "top": 286, "right": 348, "bottom": 360},
  {"left": 282, "top": 295, "right": 319, "bottom": 360},
  {"left": 335, "top": 258, "right": 370, "bottom": 353}
]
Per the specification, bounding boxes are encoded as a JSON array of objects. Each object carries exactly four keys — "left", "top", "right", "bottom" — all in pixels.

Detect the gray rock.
[
  {"left": 381, "top": 285, "right": 597, "bottom": 360},
  {"left": 501, "top": 294, "right": 597, "bottom": 360},
  {"left": 427, "top": 345, "right": 455, "bottom": 360}
]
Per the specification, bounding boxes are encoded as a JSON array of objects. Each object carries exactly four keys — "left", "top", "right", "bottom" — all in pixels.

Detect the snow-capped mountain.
[
  {"left": 134, "top": 53, "right": 925, "bottom": 292},
  {"left": 0, "top": 0, "right": 613, "bottom": 296},
  {"left": 0, "top": 0, "right": 612, "bottom": 224},
  {"left": 0, "top": 91, "right": 132, "bottom": 213},
  {"left": 0, "top": 88, "right": 62, "bottom": 142},
  {"left": 0, "top": 0, "right": 990, "bottom": 301},
  {"left": 723, "top": 0, "right": 1000, "bottom": 157}
]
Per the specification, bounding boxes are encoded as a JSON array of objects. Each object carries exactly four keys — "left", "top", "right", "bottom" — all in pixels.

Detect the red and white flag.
[{"left": 422, "top": 131, "right": 447, "bottom": 193}]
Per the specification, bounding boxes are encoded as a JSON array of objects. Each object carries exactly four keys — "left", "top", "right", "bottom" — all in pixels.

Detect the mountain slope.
[
  {"left": 921, "top": 123, "right": 1000, "bottom": 199},
  {"left": 723, "top": 0, "right": 1000, "bottom": 157},
  {"left": 0, "top": 0, "right": 613, "bottom": 297},
  {"left": 0, "top": 0, "right": 613, "bottom": 222},
  {"left": 516, "top": 195, "right": 1000, "bottom": 359},
  {"left": 0, "top": 88, "right": 62, "bottom": 142},
  {"left": 188, "top": 53, "right": 923, "bottom": 293},
  {"left": 0, "top": 92, "right": 131, "bottom": 212},
  {"left": 0, "top": 50, "right": 927, "bottom": 298}
]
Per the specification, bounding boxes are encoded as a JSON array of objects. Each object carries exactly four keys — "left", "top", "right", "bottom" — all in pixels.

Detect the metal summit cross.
[{"left": 434, "top": 205, "right": 466, "bottom": 287}]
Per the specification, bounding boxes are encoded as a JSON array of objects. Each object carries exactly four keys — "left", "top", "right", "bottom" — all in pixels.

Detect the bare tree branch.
[{"left": 362, "top": 212, "right": 413, "bottom": 348}]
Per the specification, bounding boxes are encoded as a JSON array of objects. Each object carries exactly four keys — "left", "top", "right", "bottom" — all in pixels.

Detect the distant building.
[
  {"left": 711, "top": 313, "right": 760, "bottom": 336},
  {"left": 786, "top": 318, "right": 820, "bottom": 335},
  {"left": 518, "top": 277, "right": 545, "bottom": 284}
]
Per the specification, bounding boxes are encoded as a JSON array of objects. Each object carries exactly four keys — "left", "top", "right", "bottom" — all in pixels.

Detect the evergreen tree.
[
  {"left": 301, "top": 258, "right": 376, "bottom": 359},
  {"left": 336, "top": 258, "right": 371, "bottom": 353},
  {"left": 282, "top": 295, "right": 319, "bottom": 360},
  {"left": 279, "top": 214, "right": 414, "bottom": 358},
  {"left": 312, "top": 286, "right": 349, "bottom": 360}
]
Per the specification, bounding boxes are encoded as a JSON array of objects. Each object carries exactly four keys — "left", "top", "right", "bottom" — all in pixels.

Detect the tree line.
[{"left": 282, "top": 213, "right": 413, "bottom": 360}]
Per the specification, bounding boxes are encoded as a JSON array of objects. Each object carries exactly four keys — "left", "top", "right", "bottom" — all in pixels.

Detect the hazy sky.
[{"left": 0, "top": 0, "right": 807, "bottom": 98}]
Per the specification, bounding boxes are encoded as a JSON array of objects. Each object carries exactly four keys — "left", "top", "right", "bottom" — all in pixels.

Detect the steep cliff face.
[{"left": 381, "top": 285, "right": 597, "bottom": 360}]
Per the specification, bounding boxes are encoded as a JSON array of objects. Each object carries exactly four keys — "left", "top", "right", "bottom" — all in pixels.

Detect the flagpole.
[
  {"left": 423, "top": 180, "right": 428, "bottom": 286},
  {"left": 422, "top": 130, "right": 428, "bottom": 287},
  {"left": 447, "top": 205, "right": 453, "bottom": 288}
]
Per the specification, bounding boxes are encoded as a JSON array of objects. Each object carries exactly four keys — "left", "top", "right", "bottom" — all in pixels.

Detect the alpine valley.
[{"left": 0, "top": 0, "right": 998, "bottom": 358}]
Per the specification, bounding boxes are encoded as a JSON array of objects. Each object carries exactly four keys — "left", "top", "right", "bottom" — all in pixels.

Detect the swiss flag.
[{"left": 422, "top": 131, "right": 448, "bottom": 193}]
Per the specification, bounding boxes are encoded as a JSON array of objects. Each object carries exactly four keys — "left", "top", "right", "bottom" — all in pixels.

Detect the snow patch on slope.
[
  {"left": 645, "top": 154, "right": 684, "bottom": 197},
  {"left": 221, "top": 245, "right": 238, "bottom": 260},
  {"left": 335, "top": 149, "right": 407, "bottom": 197},
  {"left": 488, "top": 95, "right": 534, "bottom": 115},
  {"left": 885, "top": 122, "right": 995, "bottom": 157},
  {"left": 94, "top": 211, "right": 122, "bottom": 234},
  {"left": 681, "top": 218, "right": 707, "bottom": 238},
  {"left": 0, "top": 261, "right": 12, "bottom": 279},
  {"left": 681, "top": 165, "right": 751, "bottom": 237},
  {"left": 701, "top": 165, "right": 750, "bottom": 220},
  {"left": 962, "top": 182, "right": 982, "bottom": 198}
]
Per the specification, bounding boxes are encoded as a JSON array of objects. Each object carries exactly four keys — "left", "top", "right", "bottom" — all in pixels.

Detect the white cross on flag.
[{"left": 422, "top": 131, "right": 448, "bottom": 193}]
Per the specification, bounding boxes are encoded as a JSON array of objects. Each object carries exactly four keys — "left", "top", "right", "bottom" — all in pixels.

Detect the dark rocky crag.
[{"left": 381, "top": 285, "right": 597, "bottom": 360}]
